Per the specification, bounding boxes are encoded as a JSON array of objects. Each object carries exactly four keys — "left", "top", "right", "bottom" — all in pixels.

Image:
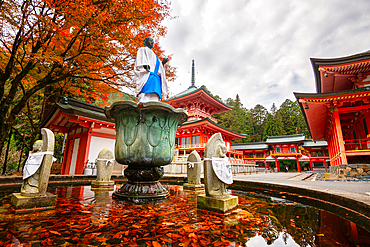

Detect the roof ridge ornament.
[{"left": 189, "top": 59, "right": 196, "bottom": 89}]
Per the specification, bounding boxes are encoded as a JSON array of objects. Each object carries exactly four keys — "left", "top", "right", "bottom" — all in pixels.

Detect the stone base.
[
  {"left": 197, "top": 195, "right": 238, "bottom": 214},
  {"left": 91, "top": 180, "right": 115, "bottom": 188},
  {"left": 183, "top": 183, "right": 205, "bottom": 190},
  {"left": 11, "top": 192, "right": 57, "bottom": 214},
  {"left": 330, "top": 164, "right": 370, "bottom": 179},
  {"left": 113, "top": 180, "right": 169, "bottom": 203}
]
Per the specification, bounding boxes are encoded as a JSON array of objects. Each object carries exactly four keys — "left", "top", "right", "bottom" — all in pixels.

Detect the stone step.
[{"left": 288, "top": 173, "right": 315, "bottom": 181}]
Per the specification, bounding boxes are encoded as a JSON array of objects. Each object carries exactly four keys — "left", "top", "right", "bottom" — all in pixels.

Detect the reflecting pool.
[{"left": 0, "top": 185, "right": 369, "bottom": 246}]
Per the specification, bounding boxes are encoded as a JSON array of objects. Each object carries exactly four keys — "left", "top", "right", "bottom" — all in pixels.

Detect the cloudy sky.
[{"left": 158, "top": 0, "right": 370, "bottom": 110}]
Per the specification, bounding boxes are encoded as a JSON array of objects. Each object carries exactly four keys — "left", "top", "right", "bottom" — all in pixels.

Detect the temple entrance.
[{"left": 279, "top": 160, "right": 297, "bottom": 172}]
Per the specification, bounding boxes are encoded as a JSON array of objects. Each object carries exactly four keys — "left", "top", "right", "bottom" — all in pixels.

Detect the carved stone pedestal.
[
  {"left": 91, "top": 180, "right": 115, "bottom": 189},
  {"left": 113, "top": 167, "right": 169, "bottom": 203},
  {"left": 197, "top": 195, "right": 238, "bottom": 214},
  {"left": 183, "top": 183, "right": 205, "bottom": 190},
  {"left": 11, "top": 192, "right": 57, "bottom": 214}
]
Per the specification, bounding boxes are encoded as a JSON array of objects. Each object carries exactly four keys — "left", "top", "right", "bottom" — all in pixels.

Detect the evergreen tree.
[
  {"left": 270, "top": 103, "right": 278, "bottom": 115},
  {"left": 213, "top": 94, "right": 252, "bottom": 143},
  {"left": 250, "top": 104, "right": 268, "bottom": 142},
  {"left": 277, "top": 99, "right": 310, "bottom": 138},
  {"left": 263, "top": 113, "right": 280, "bottom": 141}
]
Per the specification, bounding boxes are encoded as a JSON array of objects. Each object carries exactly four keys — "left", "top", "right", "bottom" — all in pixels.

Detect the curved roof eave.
[
  {"left": 311, "top": 50, "right": 370, "bottom": 93},
  {"left": 167, "top": 85, "right": 233, "bottom": 110},
  {"left": 180, "top": 117, "right": 247, "bottom": 139}
]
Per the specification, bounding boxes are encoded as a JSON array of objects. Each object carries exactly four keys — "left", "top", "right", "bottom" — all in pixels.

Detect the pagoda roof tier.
[
  {"left": 178, "top": 118, "right": 246, "bottom": 141},
  {"left": 167, "top": 85, "right": 232, "bottom": 115},
  {"left": 311, "top": 51, "right": 370, "bottom": 94},
  {"left": 295, "top": 88, "right": 370, "bottom": 140},
  {"left": 40, "top": 97, "right": 115, "bottom": 133}
]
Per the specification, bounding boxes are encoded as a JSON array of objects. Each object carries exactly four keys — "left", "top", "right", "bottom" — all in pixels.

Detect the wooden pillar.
[
  {"left": 332, "top": 107, "right": 348, "bottom": 165},
  {"left": 78, "top": 128, "right": 92, "bottom": 174},
  {"left": 297, "top": 158, "right": 301, "bottom": 172},
  {"left": 310, "top": 159, "right": 313, "bottom": 171},
  {"left": 61, "top": 137, "right": 70, "bottom": 175},
  {"left": 62, "top": 137, "right": 75, "bottom": 175},
  {"left": 363, "top": 110, "right": 370, "bottom": 137}
]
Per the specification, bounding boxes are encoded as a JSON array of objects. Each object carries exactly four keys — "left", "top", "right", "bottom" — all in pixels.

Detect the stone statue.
[
  {"left": 21, "top": 128, "right": 55, "bottom": 196},
  {"left": 204, "top": 133, "right": 231, "bottom": 198},
  {"left": 92, "top": 148, "right": 115, "bottom": 187},
  {"left": 134, "top": 37, "right": 168, "bottom": 103},
  {"left": 197, "top": 133, "right": 238, "bottom": 213},
  {"left": 12, "top": 128, "right": 57, "bottom": 212},
  {"left": 183, "top": 150, "right": 204, "bottom": 189}
]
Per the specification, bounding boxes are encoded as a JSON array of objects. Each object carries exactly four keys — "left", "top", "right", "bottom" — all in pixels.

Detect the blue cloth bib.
[{"left": 139, "top": 56, "right": 162, "bottom": 100}]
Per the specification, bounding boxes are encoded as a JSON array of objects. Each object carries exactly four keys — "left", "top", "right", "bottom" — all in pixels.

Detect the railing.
[
  {"left": 271, "top": 152, "right": 302, "bottom": 156},
  {"left": 228, "top": 158, "right": 245, "bottom": 164},
  {"left": 176, "top": 143, "right": 206, "bottom": 149},
  {"left": 344, "top": 139, "right": 370, "bottom": 151},
  {"left": 227, "top": 148, "right": 243, "bottom": 156},
  {"left": 164, "top": 158, "right": 257, "bottom": 174},
  {"left": 244, "top": 154, "right": 267, "bottom": 159},
  {"left": 231, "top": 164, "right": 257, "bottom": 174},
  {"left": 175, "top": 145, "right": 243, "bottom": 156}
]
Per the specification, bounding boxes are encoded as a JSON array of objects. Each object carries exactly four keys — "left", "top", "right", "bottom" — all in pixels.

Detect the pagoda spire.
[{"left": 190, "top": 59, "right": 195, "bottom": 88}]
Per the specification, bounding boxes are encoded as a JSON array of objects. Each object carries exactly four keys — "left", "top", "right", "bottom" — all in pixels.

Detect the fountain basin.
[{"left": 105, "top": 101, "right": 188, "bottom": 201}]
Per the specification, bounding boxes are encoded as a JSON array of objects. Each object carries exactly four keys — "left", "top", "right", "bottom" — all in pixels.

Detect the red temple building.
[
  {"left": 232, "top": 135, "right": 329, "bottom": 172},
  {"left": 295, "top": 51, "right": 370, "bottom": 172},
  {"left": 40, "top": 97, "right": 117, "bottom": 175}
]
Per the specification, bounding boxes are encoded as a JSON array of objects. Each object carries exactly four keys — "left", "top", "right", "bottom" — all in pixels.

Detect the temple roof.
[
  {"left": 179, "top": 118, "right": 246, "bottom": 140},
  {"left": 295, "top": 86, "right": 370, "bottom": 140},
  {"left": 265, "top": 134, "right": 306, "bottom": 144},
  {"left": 40, "top": 97, "right": 115, "bottom": 133},
  {"left": 302, "top": 140, "right": 328, "bottom": 148},
  {"left": 231, "top": 142, "right": 269, "bottom": 150},
  {"left": 311, "top": 50, "right": 370, "bottom": 94},
  {"left": 167, "top": 85, "right": 232, "bottom": 114}
]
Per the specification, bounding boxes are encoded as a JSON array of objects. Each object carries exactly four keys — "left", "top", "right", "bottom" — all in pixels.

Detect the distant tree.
[
  {"left": 270, "top": 103, "right": 285, "bottom": 136},
  {"left": 263, "top": 113, "right": 280, "bottom": 141},
  {"left": 250, "top": 104, "right": 268, "bottom": 142},
  {"left": 277, "top": 99, "right": 310, "bottom": 138},
  {"left": 270, "top": 103, "right": 278, "bottom": 115},
  {"left": 213, "top": 94, "right": 251, "bottom": 143},
  {"left": 274, "top": 111, "right": 286, "bottom": 136}
]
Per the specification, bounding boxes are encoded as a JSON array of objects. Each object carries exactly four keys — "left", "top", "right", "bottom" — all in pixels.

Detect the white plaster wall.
[{"left": 88, "top": 136, "right": 115, "bottom": 163}]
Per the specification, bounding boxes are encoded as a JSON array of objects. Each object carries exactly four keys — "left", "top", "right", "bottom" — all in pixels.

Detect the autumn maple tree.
[{"left": 0, "top": 0, "right": 175, "bottom": 159}]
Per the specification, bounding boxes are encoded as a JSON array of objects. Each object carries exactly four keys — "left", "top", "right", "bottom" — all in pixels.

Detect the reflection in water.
[{"left": 0, "top": 185, "right": 369, "bottom": 246}]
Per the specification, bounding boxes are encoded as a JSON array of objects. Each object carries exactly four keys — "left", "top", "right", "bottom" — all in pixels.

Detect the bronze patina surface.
[{"left": 105, "top": 101, "right": 187, "bottom": 202}]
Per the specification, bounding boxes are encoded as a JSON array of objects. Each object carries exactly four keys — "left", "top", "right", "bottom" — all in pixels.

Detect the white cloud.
[{"left": 160, "top": 0, "right": 370, "bottom": 109}]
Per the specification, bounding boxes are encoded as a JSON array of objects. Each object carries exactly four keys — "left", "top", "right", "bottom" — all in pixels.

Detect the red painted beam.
[{"left": 338, "top": 104, "right": 370, "bottom": 113}]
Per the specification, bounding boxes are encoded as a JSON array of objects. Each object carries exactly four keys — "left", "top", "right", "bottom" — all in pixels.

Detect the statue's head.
[
  {"left": 216, "top": 142, "right": 227, "bottom": 158},
  {"left": 32, "top": 140, "right": 43, "bottom": 153},
  {"left": 144, "top": 37, "right": 154, "bottom": 49}
]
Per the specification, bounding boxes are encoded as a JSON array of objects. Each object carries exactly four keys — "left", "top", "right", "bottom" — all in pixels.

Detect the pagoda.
[
  {"left": 166, "top": 60, "right": 246, "bottom": 161},
  {"left": 295, "top": 51, "right": 370, "bottom": 172}
]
